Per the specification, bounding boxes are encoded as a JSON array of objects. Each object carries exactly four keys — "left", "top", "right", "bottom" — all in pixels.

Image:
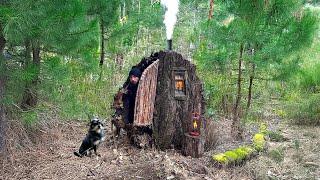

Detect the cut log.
[{"left": 183, "top": 133, "right": 205, "bottom": 158}]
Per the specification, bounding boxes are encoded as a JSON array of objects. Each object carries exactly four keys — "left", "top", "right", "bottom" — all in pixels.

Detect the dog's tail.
[{"left": 74, "top": 151, "right": 83, "bottom": 158}]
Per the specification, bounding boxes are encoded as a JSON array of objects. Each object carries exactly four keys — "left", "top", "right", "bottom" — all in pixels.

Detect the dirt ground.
[{"left": 0, "top": 115, "right": 319, "bottom": 180}]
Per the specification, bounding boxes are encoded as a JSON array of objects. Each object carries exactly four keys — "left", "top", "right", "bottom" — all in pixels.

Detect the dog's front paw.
[{"left": 74, "top": 152, "right": 83, "bottom": 158}]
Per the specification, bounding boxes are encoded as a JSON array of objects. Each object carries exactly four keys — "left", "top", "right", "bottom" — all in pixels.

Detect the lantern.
[
  {"left": 174, "top": 73, "right": 185, "bottom": 96},
  {"left": 189, "top": 112, "right": 201, "bottom": 136}
]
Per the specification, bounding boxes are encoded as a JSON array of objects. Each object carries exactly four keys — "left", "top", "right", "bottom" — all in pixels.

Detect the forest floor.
[{"left": 1, "top": 110, "right": 320, "bottom": 180}]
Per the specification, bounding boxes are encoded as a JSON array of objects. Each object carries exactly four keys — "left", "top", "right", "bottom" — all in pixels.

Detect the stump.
[
  {"left": 183, "top": 133, "right": 205, "bottom": 158},
  {"left": 112, "top": 51, "right": 206, "bottom": 157},
  {"left": 153, "top": 51, "right": 206, "bottom": 151}
]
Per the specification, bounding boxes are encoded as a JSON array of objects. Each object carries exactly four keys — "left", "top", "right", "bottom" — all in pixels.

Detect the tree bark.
[
  {"left": 21, "top": 41, "right": 40, "bottom": 109},
  {"left": 183, "top": 133, "right": 205, "bottom": 158},
  {"left": 0, "top": 22, "right": 7, "bottom": 153},
  {"left": 208, "top": 0, "right": 214, "bottom": 20},
  {"left": 232, "top": 43, "right": 244, "bottom": 140},
  {"left": 99, "top": 17, "right": 105, "bottom": 67},
  {"left": 153, "top": 51, "right": 206, "bottom": 151},
  {"left": 247, "top": 63, "right": 255, "bottom": 110}
]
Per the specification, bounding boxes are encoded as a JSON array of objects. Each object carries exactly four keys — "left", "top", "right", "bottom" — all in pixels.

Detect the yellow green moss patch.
[
  {"left": 212, "top": 153, "right": 228, "bottom": 164},
  {"left": 212, "top": 128, "right": 267, "bottom": 167},
  {"left": 253, "top": 133, "right": 266, "bottom": 151},
  {"left": 224, "top": 150, "right": 239, "bottom": 162}
]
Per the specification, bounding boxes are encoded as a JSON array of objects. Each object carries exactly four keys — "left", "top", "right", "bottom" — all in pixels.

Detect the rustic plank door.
[{"left": 134, "top": 60, "right": 159, "bottom": 126}]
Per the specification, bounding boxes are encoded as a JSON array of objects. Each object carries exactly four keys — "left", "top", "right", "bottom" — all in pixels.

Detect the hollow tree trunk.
[
  {"left": 232, "top": 43, "right": 244, "bottom": 140},
  {"left": 0, "top": 22, "right": 7, "bottom": 152},
  {"left": 247, "top": 63, "right": 255, "bottom": 110},
  {"left": 153, "top": 51, "right": 206, "bottom": 151},
  {"left": 21, "top": 42, "right": 40, "bottom": 109}
]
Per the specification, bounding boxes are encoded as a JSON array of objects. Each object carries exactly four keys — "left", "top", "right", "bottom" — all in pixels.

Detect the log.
[{"left": 183, "top": 133, "right": 205, "bottom": 158}]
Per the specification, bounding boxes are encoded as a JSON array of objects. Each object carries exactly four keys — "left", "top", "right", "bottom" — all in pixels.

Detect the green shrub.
[
  {"left": 287, "top": 93, "right": 320, "bottom": 125},
  {"left": 267, "top": 131, "right": 285, "bottom": 142}
]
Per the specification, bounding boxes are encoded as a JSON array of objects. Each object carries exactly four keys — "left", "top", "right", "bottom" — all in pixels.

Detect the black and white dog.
[{"left": 74, "top": 117, "right": 106, "bottom": 158}]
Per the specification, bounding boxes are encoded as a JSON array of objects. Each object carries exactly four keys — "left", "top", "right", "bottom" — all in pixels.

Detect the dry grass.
[
  {"left": 0, "top": 114, "right": 319, "bottom": 179},
  {"left": 204, "top": 119, "right": 218, "bottom": 151},
  {"left": 243, "top": 124, "right": 320, "bottom": 179}
]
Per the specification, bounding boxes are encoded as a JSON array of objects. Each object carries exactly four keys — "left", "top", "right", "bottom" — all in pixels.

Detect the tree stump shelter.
[
  {"left": 152, "top": 51, "right": 206, "bottom": 158},
  {"left": 112, "top": 51, "right": 206, "bottom": 157}
]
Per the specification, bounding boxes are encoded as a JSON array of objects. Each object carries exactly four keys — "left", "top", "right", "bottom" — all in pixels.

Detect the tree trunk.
[
  {"left": 0, "top": 22, "right": 7, "bottom": 153},
  {"left": 208, "top": 0, "right": 214, "bottom": 20},
  {"left": 24, "top": 40, "right": 31, "bottom": 66},
  {"left": 247, "top": 63, "right": 255, "bottom": 110},
  {"left": 99, "top": 17, "right": 105, "bottom": 67},
  {"left": 153, "top": 51, "right": 206, "bottom": 151},
  {"left": 21, "top": 42, "right": 40, "bottom": 109},
  {"left": 232, "top": 43, "right": 244, "bottom": 140},
  {"left": 183, "top": 133, "right": 205, "bottom": 158}
]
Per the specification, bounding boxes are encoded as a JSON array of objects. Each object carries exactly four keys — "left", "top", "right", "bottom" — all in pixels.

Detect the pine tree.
[{"left": 198, "top": 0, "right": 318, "bottom": 139}]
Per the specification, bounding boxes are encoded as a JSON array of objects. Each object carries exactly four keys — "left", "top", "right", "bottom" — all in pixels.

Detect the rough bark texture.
[
  {"left": 183, "top": 133, "right": 205, "bottom": 158},
  {"left": 153, "top": 51, "right": 206, "bottom": 151}
]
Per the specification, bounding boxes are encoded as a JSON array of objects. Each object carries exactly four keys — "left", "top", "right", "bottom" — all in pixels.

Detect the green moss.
[
  {"left": 224, "top": 151, "right": 239, "bottom": 162},
  {"left": 212, "top": 153, "right": 228, "bottom": 164},
  {"left": 253, "top": 133, "right": 266, "bottom": 151},
  {"left": 211, "top": 126, "right": 268, "bottom": 166},
  {"left": 234, "top": 148, "right": 248, "bottom": 160},
  {"left": 241, "top": 146, "right": 255, "bottom": 154}
]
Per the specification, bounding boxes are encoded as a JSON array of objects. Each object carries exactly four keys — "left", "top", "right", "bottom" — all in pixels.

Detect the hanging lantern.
[{"left": 189, "top": 112, "right": 201, "bottom": 136}]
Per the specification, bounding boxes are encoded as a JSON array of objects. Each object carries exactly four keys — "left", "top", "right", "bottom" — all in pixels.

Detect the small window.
[{"left": 173, "top": 69, "right": 187, "bottom": 98}]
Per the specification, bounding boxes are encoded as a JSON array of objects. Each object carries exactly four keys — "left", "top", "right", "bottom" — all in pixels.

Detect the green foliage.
[
  {"left": 1, "top": 0, "right": 320, "bottom": 130},
  {"left": 267, "top": 131, "right": 285, "bottom": 142},
  {"left": 194, "top": 0, "right": 318, "bottom": 117},
  {"left": 287, "top": 93, "right": 320, "bottom": 125},
  {"left": 39, "top": 56, "right": 119, "bottom": 120},
  {"left": 21, "top": 111, "right": 38, "bottom": 126}
]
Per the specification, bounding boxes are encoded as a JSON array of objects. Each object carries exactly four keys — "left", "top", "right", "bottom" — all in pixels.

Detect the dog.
[
  {"left": 111, "top": 89, "right": 127, "bottom": 137},
  {"left": 74, "top": 117, "right": 106, "bottom": 158}
]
